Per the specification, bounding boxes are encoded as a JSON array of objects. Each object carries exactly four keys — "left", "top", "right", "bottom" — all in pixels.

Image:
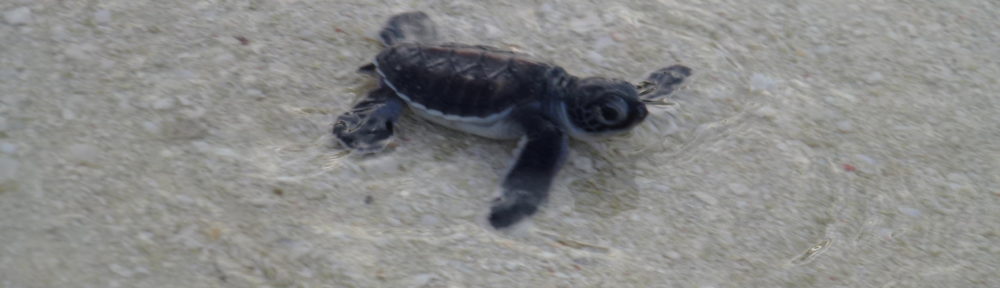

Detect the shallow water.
[{"left": 1, "top": 1, "right": 998, "bottom": 287}]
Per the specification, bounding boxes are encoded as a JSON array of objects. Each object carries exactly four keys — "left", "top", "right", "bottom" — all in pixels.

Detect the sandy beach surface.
[{"left": 2, "top": 0, "right": 998, "bottom": 287}]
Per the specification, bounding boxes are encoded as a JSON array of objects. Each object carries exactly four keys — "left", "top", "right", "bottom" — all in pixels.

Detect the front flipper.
[
  {"left": 489, "top": 113, "right": 569, "bottom": 228},
  {"left": 333, "top": 85, "right": 404, "bottom": 154},
  {"left": 638, "top": 65, "right": 692, "bottom": 102}
]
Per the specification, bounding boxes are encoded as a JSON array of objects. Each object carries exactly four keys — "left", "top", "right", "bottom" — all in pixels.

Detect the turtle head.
[{"left": 562, "top": 77, "right": 648, "bottom": 139}]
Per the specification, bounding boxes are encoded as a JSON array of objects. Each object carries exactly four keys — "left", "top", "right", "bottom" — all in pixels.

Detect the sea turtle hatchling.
[{"left": 333, "top": 11, "right": 692, "bottom": 228}]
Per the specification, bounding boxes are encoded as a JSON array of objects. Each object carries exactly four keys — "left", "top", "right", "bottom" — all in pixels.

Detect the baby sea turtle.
[{"left": 334, "top": 12, "right": 691, "bottom": 228}]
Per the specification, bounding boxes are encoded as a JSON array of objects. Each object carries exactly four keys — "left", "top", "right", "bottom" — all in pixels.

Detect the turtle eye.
[
  {"left": 592, "top": 96, "right": 628, "bottom": 125},
  {"left": 600, "top": 106, "right": 619, "bottom": 122}
]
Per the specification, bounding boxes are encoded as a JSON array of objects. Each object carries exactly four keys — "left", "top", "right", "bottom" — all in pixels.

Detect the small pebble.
[
  {"left": 855, "top": 154, "right": 877, "bottom": 166},
  {"left": 692, "top": 191, "right": 718, "bottom": 205},
  {"left": 569, "top": 14, "right": 600, "bottom": 34},
  {"left": 586, "top": 51, "right": 607, "bottom": 66},
  {"left": 571, "top": 156, "right": 594, "bottom": 173},
  {"left": 246, "top": 88, "right": 264, "bottom": 99},
  {"left": 864, "top": 71, "right": 884, "bottom": 84},
  {"left": 0, "top": 142, "right": 16, "bottom": 154},
  {"left": 64, "top": 43, "right": 97, "bottom": 61},
  {"left": 664, "top": 250, "right": 682, "bottom": 260},
  {"left": 753, "top": 105, "right": 778, "bottom": 119},
  {"left": 142, "top": 121, "right": 159, "bottom": 133},
  {"left": 151, "top": 97, "right": 176, "bottom": 110},
  {"left": 108, "top": 263, "right": 134, "bottom": 278},
  {"left": 853, "top": 154, "right": 879, "bottom": 173},
  {"left": 835, "top": 120, "right": 854, "bottom": 132},
  {"left": 945, "top": 173, "right": 973, "bottom": 192},
  {"left": 750, "top": 73, "right": 777, "bottom": 92},
  {"left": 66, "top": 144, "right": 101, "bottom": 164},
  {"left": 945, "top": 173, "right": 970, "bottom": 184},
  {"left": 728, "top": 183, "right": 751, "bottom": 195},
  {"left": 419, "top": 214, "right": 439, "bottom": 226},
  {"left": 61, "top": 108, "right": 76, "bottom": 120},
  {"left": 842, "top": 164, "right": 856, "bottom": 172},
  {"left": 877, "top": 228, "right": 893, "bottom": 240},
  {"left": 235, "top": 35, "right": 250, "bottom": 45},
  {"left": 406, "top": 273, "right": 435, "bottom": 287},
  {"left": 814, "top": 45, "right": 832, "bottom": 55},
  {"left": 735, "top": 200, "right": 749, "bottom": 208},
  {"left": 386, "top": 217, "right": 402, "bottom": 226},
  {"left": 161, "top": 118, "right": 208, "bottom": 140},
  {"left": 50, "top": 25, "right": 70, "bottom": 40},
  {"left": 897, "top": 206, "right": 922, "bottom": 217},
  {"left": 830, "top": 90, "right": 859, "bottom": 103},
  {"left": 3, "top": 7, "right": 31, "bottom": 25},
  {"left": 0, "top": 157, "right": 19, "bottom": 181},
  {"left": 593, "top": 35, "right": 615, "bottom": 50},
  {"left": 94, "top": 10, "right": 111, "bottom": 24}
]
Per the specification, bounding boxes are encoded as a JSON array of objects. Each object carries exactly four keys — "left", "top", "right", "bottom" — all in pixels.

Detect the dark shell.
[{"left": 375, "top": 43, "right": 568, "bottom": 118}]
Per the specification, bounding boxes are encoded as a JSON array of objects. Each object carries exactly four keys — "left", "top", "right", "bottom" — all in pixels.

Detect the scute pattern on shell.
[{"left": 375, "top": 43, "right": 564, "bottom": 118}]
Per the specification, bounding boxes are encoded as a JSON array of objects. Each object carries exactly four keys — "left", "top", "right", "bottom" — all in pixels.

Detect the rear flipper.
[
  {"left": 379, "top": 11, "right": 439, "bottom": 46},
  {"left": 333, "top": 85, "right": 404, "bottom": 154},
  {"left": 489, "top": 112, "right": 568, "bottom": 228},
  {"left": 638, "top": 65, "right": 692, "bottom": 102}
]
